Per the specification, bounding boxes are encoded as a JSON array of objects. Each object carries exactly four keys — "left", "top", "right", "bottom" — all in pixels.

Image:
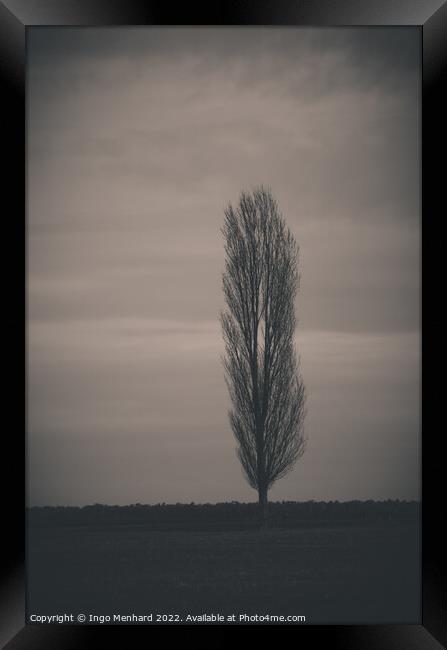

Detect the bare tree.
[{"left": 220, "top": 186, "right": 306, "bottom": 528}]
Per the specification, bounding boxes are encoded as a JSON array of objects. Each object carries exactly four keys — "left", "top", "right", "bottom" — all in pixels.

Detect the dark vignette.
[{"left": 0, "top": 0, "right": 445, "bottom": 648}]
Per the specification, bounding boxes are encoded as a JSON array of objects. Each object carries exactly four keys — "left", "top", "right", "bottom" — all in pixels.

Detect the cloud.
[{"left": 27, "top": 27, "right": 420, "bottom": 504}]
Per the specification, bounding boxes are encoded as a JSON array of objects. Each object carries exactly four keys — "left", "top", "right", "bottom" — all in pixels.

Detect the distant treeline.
[{"left": 28, "top": 500, "right": 420, "bottom": 529}]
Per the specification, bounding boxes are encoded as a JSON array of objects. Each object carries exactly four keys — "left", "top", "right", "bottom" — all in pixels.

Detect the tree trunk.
[{"left": 258, "top": 485, "right": 268, "bottom": 529}]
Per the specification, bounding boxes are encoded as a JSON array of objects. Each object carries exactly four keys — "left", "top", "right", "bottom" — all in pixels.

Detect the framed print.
[{"left": 1, "top": 1, "right": 445, "bottom": 648}]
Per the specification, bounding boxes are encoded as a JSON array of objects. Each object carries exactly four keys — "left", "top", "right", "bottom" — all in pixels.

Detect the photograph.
[{"left": 26, "top": 26, "right": 421, "bottom": 626}]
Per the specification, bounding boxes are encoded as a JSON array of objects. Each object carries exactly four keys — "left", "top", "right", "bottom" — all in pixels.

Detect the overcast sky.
[{"left": 27, "top": 27, "right": 420, "bottom": 506}]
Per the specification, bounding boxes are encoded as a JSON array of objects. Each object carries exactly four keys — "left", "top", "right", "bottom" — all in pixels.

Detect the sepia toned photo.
[{"left": 27, "top": 26, "right": 421, "bottom": 625}]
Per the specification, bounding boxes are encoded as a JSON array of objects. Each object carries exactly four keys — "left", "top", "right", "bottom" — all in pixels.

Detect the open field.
[{"left": 27, "top": 515, "right": 420, "bottom": 624}]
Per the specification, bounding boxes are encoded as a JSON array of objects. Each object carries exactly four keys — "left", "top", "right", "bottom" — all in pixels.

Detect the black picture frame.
[{"left": 1, "top": 1, "right": 445, "bottom": 647}]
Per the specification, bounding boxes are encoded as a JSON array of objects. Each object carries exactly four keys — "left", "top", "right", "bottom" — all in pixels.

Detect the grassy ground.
[{"left": 27, "top": 521, "right": 420, "bottom": 624}]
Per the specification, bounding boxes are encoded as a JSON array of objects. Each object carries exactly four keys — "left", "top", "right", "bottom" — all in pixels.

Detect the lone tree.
[{"left": 220, "top": 186, "right": 306, "bottom": 528}]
